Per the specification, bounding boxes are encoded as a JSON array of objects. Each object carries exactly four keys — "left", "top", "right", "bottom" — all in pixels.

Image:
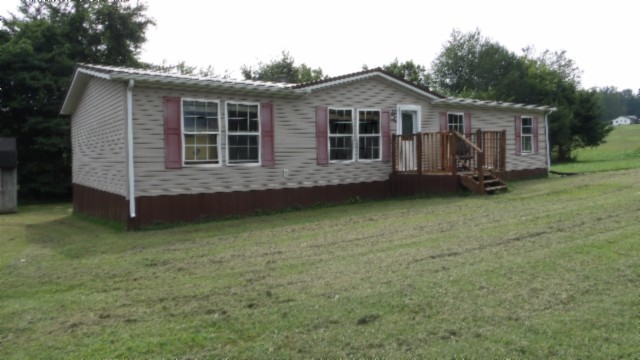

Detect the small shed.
[{"left": 0, "top": 138, "right": 18, "bottom": 213}]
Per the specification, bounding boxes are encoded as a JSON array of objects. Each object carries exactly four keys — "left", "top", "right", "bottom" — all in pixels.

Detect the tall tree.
[
  {"left": 381, "top": 58, "right": 433, "bottom": 89},
  {"left": 430, "top": 29, "right": 610, "bottom": 161},
  {"left": 0, "top": 0, "right": 154, "bottom": 198},
  {"left": 241, "top": 51, "right": 326, "bottom": 84}
]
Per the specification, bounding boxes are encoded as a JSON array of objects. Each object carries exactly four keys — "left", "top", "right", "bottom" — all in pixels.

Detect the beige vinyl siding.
[
  {"left": 71, "top": 77, "right": 128, "bottom": 196},
  {"left": 431, "top": 106, "right": 548, "bottom": 171},
  {"left": 132, "top": 78, "right": 438, "bottom": 196}
]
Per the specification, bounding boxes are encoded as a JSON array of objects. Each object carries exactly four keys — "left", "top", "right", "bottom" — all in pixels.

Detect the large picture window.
[
  {"left": 182, "top": 99, "right": 220, "bottom": 165},
  {"left": 328, "top": 108, "right": 354, "bottom": 161},
  {"left": 521, "top": 116, "right": 533, "bottom": 153},
  {"left": 227, "top": 102, "right": 260, "bottom": 164},
  {"left": 447, "top": 113, "right": 464, "bottom": 134},
  {"left": 358, "top": 109, "right": 381, "bottom": 160}
]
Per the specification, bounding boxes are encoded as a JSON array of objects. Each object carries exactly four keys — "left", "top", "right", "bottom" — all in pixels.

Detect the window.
[
  {"left": 182, "top": 99, "right": 220, "bottom": 165},
  {"left": 227, "top": 102, "right": 260, "bottom": 164},
  {"left": 447, "top": 113, "right": 464, "bottom": 134},
  {"left": 328, "top": 108, "right": 354, "bottom": 161},
  {"left": 521, "top": 116, "right": 533, "bottom": 153},
  {"left": 358, "top": 109, "right": 381, "bottom": 160}
]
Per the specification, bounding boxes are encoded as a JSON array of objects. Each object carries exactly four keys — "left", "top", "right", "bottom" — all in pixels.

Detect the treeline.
[
  {"left": 0, "top": 2, "right": 623, "bottom": 199},
  {"left": 594, "top": 87, "right": 640, "bottom": 121}
]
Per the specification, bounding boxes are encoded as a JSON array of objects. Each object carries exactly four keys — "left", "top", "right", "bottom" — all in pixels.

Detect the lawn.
[
  {"left": 1, "top": 167, "right": 639, "bottom": 358},
  {"left": 551, "top": 125, "right": 640, "bottom": 173}
]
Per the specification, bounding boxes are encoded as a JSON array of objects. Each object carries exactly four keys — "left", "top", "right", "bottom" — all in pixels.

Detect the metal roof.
[
  {"left": 77, "top": 63, "right": 297, "bottom": 89},
  {"left": 61, "top": 64, "right": 554, "bottom": 115},
  {"left": 294, "top": 67, "right": 444, "bottom": 100},
  {"left": 432, "top": 97, "right": 556, "bottom": 112}
]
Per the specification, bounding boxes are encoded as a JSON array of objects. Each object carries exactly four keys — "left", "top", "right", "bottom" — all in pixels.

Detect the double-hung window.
[
  {"left": 521, "top": 116, "right": 533, "bottom": 153},
  {"left": 447, "top": 113, "right": 464, "bottom": 134},
  {"left": 182, "top": 99, "right": 220, "bottom": 165},
  {"left": 328, "top": 108, "right": 354, "bottom": 161},
  {"left": 227, "top": 102, "right": 260, "bottom": 164},
  {"left": 358, "top": 109, "right": 381, "bottom": 160}
]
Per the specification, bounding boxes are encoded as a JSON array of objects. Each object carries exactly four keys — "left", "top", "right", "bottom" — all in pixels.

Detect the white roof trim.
[
  {"left": 77, "top": 67, "right": 112, "bottom": 80},
  {"left": 432, "top": 97, "right": 556, "bottom": 112}
]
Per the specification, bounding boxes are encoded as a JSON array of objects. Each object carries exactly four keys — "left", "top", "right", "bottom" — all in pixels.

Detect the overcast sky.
[{"left": 2, "top": 0, "right": 639, "bottom": 90}]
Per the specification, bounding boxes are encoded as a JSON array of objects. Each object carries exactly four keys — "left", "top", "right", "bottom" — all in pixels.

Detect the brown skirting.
[
  {"left": 133, "top": 181, "right": 391, "bottom": 228},
  {"left": 389, "top": 173, "right": 460, "bottom": 196},
  {"left": 72, "top": 183, "right": 129, "bottom": 224},
  {"left": 73, "top": 167, "right": 547, "bottom": 229},
  {"left": 495, "top": 168, "right": 548, "bottom": 181}
]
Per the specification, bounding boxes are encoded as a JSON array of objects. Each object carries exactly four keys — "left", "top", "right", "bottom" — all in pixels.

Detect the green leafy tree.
[
  {"left": 381, "top": 58, "right": 433, "bottom": 89},
  {"left": 430, "top": 29, "right": 610, "bottom": 161},
  {"left": 241, "top": 50, "right": 326, "bottom": 84},
  {"left": 0, "top": 0, "right": 154, "bottom": 198}
]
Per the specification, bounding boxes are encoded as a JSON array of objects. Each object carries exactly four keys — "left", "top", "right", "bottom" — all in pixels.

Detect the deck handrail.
[
  {"left": 451, "top": 131, "right": 484, "bottom": 191},
  {"left": 392, "top": 129, "right": 505, "bottom": 182}
]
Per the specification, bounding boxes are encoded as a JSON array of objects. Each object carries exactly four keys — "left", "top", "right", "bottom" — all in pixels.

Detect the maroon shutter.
[
  {"left": 163, "top": 96, "right": 182, "bottom": 169},
  {"left": 316, "top": 106, "right": 328, "bottom": 165},
  {"left": 260, "top": 102, "right": 275, "bottom": 166},
  {"left": 533, "top": 116, "right": 539, "bottom": 154},
  {"left": 381, "top": 109, "right": 391, "bottom": 162},
  {"left": 439, "top": 112, "right": 447, "bottom": 132},
  {"left": 514, "top": 115, "right": 522, "bottom": 156},
  {"left": 464, "top": 112, "right": 472, "bottom": 138}
]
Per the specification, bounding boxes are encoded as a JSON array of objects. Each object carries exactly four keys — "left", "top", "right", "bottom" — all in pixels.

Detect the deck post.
[
  {"left": 416, "top": 133, "right": 423, "bottom": 174},
  {"left": 500, "top": 129, "right": 507, "bottom": 171},
  {"left": 476, "top": 128, "right": 484, "bottom": 171},
  {"left": 449, "top": 132, "right": 456, "bottom": 176},
  {"left": 439, "top": 132, "right": 445, "bottom": 172},
  {"left": 391, "top": 134, "right": 397, "bottom": 172}
]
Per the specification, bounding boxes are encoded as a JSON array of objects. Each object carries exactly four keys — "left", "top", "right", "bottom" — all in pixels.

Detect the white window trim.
[
  {"left": 521, "top": 116, "right": 534, "bottom": 154},
  {"left": 225, "top": 101, "right": 262, "bottom": 166},
  {"left": 447, "top": 112, "right": 464, "bottom": 134},
  {"left": 181, "top": 98, "right": 222, "bottom": 168},
  {"left": 396, "top": 104, "right": 421, "bottom": 135},
  {"left": 356, "top": 108, "right": 382, "bottom": 162},
  {"left": 328, "top": 107, "right": 356, "bottom": 163}
]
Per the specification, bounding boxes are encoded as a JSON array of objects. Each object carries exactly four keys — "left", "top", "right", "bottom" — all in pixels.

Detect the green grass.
[
  {"left": 1, "top": 169, "right": 639, "bottom": 358},
  {"left": 552, "top": 125, "right": 640, "bottom": 173}
]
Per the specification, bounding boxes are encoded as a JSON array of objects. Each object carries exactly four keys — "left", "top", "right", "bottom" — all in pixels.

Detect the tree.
[
  {"left": 241, "top": 51, "right": 326, "bottom": 84},
  {"left": 0, "top": 0, "right": 154, "bottom": 198},
  {"left": 381, "top": 58, "right": 433, "bottom": 89},
  {"left": 593, "top": 87, "right": 640, "bottom": 122},
  {"left": 430, "top": 29, "right": 522, "bottom": 98},
  {"left": 430, "top": 29, "right": 610, "bottom": 161}
]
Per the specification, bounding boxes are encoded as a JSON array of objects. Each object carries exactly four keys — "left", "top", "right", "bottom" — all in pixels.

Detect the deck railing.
[{"left": 392, "top": 129, "right": 506, "bottom": 175}]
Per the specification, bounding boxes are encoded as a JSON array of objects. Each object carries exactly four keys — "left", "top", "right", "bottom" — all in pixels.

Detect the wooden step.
[{"left": 460, "top": 171, "right": 508, "bottom": 194}]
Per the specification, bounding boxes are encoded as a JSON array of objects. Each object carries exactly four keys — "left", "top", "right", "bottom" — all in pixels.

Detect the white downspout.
[
  {"left": 127, "top": 79, "right": 136, "bottom": 218},
  {"left": 544, "top": 109, "right": 555, "bottom": 173}
]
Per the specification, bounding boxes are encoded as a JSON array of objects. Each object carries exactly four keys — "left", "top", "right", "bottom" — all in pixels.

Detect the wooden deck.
[{"left": 392, "top": 130, "right": 507, "bottom": 194}]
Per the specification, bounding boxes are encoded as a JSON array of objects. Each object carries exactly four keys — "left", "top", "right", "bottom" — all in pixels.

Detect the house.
[
  {"left": 611, "top": 115, "right": 638, "bottom": 126},
  {"left": 61, "top": 64, "right": 555, "bottom": 228}
]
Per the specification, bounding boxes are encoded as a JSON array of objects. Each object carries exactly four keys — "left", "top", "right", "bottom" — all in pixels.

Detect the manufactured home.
[{"left": 61, "top": 64, "right": 555, "bottom": 228}]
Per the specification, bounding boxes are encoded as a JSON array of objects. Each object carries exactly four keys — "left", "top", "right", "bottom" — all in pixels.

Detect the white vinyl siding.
[{"left": 71, "top": 77, "right": 128, "bottom": 196}]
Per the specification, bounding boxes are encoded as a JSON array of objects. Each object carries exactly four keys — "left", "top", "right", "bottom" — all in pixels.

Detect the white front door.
[{"left": 397, "top": 105, "right": 421, "bottom": 171}]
